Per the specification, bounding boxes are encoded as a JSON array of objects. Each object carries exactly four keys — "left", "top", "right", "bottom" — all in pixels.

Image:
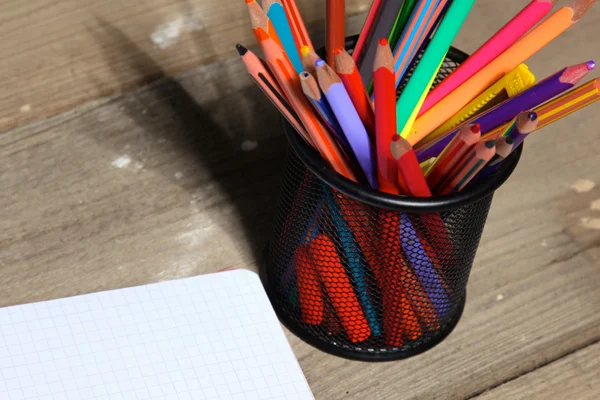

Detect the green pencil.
[
  {"left": 389, "top": 0, "right": 417, "bottom": 50},
  {"left": 395, "top": 0, "right": 475, "bottom": 138}
]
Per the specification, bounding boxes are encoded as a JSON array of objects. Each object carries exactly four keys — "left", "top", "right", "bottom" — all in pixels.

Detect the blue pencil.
[
  {"left": 264, "top": 0, "right": 304, "bottom": 74},
  {"left": 323, "top": 185, "right": 381, "bottom": 336},
  {"left": 299, "top": 71, "right": 352, "bottom": 155}
]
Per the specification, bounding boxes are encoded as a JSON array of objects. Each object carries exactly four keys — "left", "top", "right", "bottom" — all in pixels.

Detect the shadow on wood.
[{"left": 88, "top": 17, "right": 289, "bottom": 266}]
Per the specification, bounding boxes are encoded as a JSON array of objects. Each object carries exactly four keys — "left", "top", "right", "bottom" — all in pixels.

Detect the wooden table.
[{"left": 1, "top": 1, "right": 599, "bottom": 399}]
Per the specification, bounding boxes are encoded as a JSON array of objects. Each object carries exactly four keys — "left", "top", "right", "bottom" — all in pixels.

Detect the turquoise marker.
[{"left": 265, "top": 0, "right": 304, "bottom": 74}]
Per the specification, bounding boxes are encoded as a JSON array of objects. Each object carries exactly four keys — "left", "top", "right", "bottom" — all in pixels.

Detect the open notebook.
[{"left": 0, "top": 270, "right": 314, "bottom": 400}]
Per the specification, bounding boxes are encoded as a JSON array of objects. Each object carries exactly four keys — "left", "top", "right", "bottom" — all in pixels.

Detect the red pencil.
[
  {"left": 426, "top": 124, "right": 481, "bottom": 192},
  {"left": 310, "top": 234, "right": 371, "bottom": 343},
  {"left": 353, "top": 0, "right": 383, "bottom": 62},
  {"left": 327, "top": 0, "right": 346, "bottom": 67},
  {"left": 390, "top": 135, "right": 431, "bottom": 197},
  {"left": 333, "top": 47, "right": 376, "bottom": 139},
  {"left": 373, "top": 39, "right": 399, "bottom": 195},
  {"left": 438, "top": 140, "right": 497, "bottom": 195},
  {"left": 294, "top": 244, "right": 324, "bottom": 325}
]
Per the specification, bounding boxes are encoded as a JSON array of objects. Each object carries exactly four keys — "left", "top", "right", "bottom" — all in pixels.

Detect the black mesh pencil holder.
[{"left": 260, "top": 40, "right": 522, "bottom": 361}]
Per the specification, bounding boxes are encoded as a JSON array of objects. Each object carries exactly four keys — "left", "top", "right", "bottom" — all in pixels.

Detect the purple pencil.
[
  {"left": 316, "top": 59, "right": 378, "bottom": 189},
  {"left": 506, "top": 111, "right": 538, "bottom": 149},
  {"left": 416, "top": 60, "right": 595, "bottom": 162}
]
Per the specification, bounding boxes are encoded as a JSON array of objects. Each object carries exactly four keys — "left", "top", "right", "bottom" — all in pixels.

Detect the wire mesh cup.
[{"left": 260, "top": 44, "right": 522, "bottom": 361}]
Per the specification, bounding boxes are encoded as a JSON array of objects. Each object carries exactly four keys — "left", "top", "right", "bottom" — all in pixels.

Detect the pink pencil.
[
  {"left": 419, "top": 0, "right": 557, "bottom": 116},
  {"left": 353, "top": 0, "right": 383, "bottom": 62}
]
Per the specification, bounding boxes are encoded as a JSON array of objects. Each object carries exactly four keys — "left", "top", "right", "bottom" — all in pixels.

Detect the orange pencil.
[
  {"left": 334, "top": 47, "right": 376, "bottom": 140},
  {"left": 301, "top": 45, "right": 320, "bottom": 75},
  {"left": 310, "top": 234, "right": 371, "bottom": 343},
  {"left": 411, "top": 0, "right": 596, "bottom": 145},
  {"left": 236, "top": 44, "right": 312, "bottom": 145},
  {"left": 246, "top": 0, "right": 283, "bottom": 48},
  {"left": 327, "top": 0, "right": 346, "bottom": 67},
  {"left": 249, "top": 9, "right": 357, "bottom": 180},
  {"left": 438, "top": 140, "right": 497, "bottom": 195},
  {"left": 426, "top": 124, "right": 481, "bottom": 191},
  {"left": 281, "top": 0, "right": 315, "bottom": 51},
  {"left": 373, "top": 39, "right": 400, "bottom": 195},
  {"left": 375, "top": 210, "right": 423, "bottom": 345},
  {"left": 294, "top": 244, "right": 324, "bottom": 325}
]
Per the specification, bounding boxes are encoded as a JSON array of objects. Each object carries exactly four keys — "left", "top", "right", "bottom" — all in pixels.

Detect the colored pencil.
[
  {"left": 489, "top": 136, "right": 516, "bottom": 167},
  {"left": 392, "top": 0, "right": 440, "bottom": 88},
  {"left": 334, "top": 47, "right": 376, "bottom": 139},
  {"left": 390, "top": 135, "right": 431, "bottom": 197},
  {"left": 374, "top": 39, "right": 400, "bottom": 195},
  {"left": 378, "top": 211, "right": 439, "bottom": 331},
  {"left": 374, "top": 210, "right": 422, "bottom": 345},
  {"left": 310, "top": 234, "right": 371, "bottom": 343},
  {"left": 358, "top": 0, "right": 406, "bottom": 86},
  {"left": 263, "top": 0, "right": 304, "bottom": 74},
  {"left": 317, "top": 59, "right": 378, "bottom": 188},
  {"left": 534, "top": 78, "right": 600, "bottom": 130},
  {"left": 482, "top": 78, "right": 600, "bottom": 140},
  {"left": 412, "top": 0, "right": 597, "bottom": 144},
  {"left": 246, "top": 0, "right": 283, "bottom": 48},
  {"left": 390, "top": 0, "right": 418, "bottom": 49},
  {"left": 236, "top": 44, "right": 311, "bottom": 145},
  {"left": 252, "top": 25, "right": 357, "bottom": 180},
  {"left": 471, "top": 136, "right": 517, "bottom": 183},
  {"left": 420, "top": 0, "right": 557, "bottom": 116},
  {"left": 353, "top": 0, "right": 384, "bottom": 62},
  {"left": 399, "top": 214, "right": 452, "bottom": 316},
  {"left": 390, "top": 136, "right": 456, "bottom": 297},
  {"left": 327, "top": 0, "right": 345, "bottom": 67},
  {"left": 395, "top": 0, "right": 476, "bottom": 139},
  {"left": 301, "top": 45, "right": 320, "bottom": 75},
  {"left": 416, "top": 60, "right": 595, "bottom": 161},
  {"left": 438, "top": 140, "right": 497, "bottom": 195},
  {"left": 431, "top": 64, "right": 537, "bottom": 138},
  {"left": 322, "top": 186, "right": 381, "bottom": 335},
  {"left": 281, "top": 0, "right": 314, "bottom": 51},
  {"left": 426, "top": 124, "right": 481, "bottom": 191},
  {"left": 294, "top": 244, "right": 324, "bottom": 325},
  {"left": 506, "top": 111, "right": 538, "bottom": 148},
  {"left": 299, "top": 71, "right": 351, "bottom": 153}
]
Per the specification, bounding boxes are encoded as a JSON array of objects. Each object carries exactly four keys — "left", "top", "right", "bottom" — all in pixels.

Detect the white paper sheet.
[{"left": 0, "top": 270, "right": 314, "bottom": 400}]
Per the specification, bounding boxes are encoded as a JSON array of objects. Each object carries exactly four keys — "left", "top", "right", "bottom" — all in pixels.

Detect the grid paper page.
[{"left": 0, "top": 270, "right": 314, "bottom": 400}]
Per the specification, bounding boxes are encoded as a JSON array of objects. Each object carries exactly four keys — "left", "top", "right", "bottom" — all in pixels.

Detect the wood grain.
[
  {"left": 1, "top": 1, "right": 600, "bottom": 399},
  {"left": 0, "top": 0, "right": 371, "bottom": 134},
  {"left": 474, "top": 342, "right": 600, "bottom": 399}
]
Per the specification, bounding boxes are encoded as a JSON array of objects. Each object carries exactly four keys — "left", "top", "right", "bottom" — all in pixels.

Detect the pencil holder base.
[{"left": 260, "top": 251, "right": 466, "bottom": 362}]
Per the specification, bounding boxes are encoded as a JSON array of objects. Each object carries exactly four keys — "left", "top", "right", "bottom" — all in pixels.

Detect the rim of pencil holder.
[
  {"left": 284, "top": 120, "right": 522, "bottom": 212},
  {"left": 285, "top": 38, "right": 522, "bottom": 213}
]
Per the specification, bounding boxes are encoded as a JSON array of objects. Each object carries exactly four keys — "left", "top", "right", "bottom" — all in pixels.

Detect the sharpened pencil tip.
[
  {"left": 485, "top": 140, "right": 496, "bottom": 149},
  {"left": 379, "top": 38, "right": 388, "bottom": 46},
  {"left": 236, "top": 44, "right": 248, "bottom": 56},
  {"left": 301, "top": 46, "right": 310, "bottom": 57},
  {"left": 528, "top": 112, "right": 538, "bottom": 121},
  {"left": 587, "top": 60, "right": 596, "bottom": 70},
  {"left": 505, "top": 136, "right": 515, "bottom": 145},
  {"left": 470, "top": 124, "right": 481, "bottom": 133},
  {"left": 316, "top": 59, "right": 326, "bottom": 67}
]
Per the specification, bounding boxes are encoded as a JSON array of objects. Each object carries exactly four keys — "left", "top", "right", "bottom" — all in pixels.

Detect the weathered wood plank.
[
  {"left": 474, "top": 342, "right": 600, "bottom": 400},
  {"left": 1, "top": 2, "right": 600, "bottom": 399},
  {"left": 0, "top": 0, "right": 370, "bottom": 133}
]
